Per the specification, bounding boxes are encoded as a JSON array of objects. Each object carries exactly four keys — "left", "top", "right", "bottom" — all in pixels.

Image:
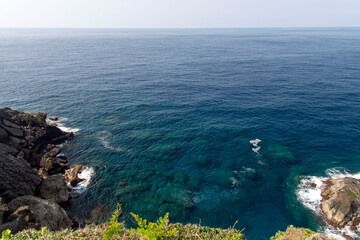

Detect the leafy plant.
[
  {"left": 130, "top": 212, "right": 176, "bottom": 240},
  {"left": 102, "top": 203, "right": 125, "bottom": 240},
  {"left": 1, "top": 230, "right": 11, "bottom": 240}
]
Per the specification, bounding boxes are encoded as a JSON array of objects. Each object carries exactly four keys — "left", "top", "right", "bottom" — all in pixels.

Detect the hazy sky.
[{"left": 0, "top": 0, "right": 359, "bottom": 28}]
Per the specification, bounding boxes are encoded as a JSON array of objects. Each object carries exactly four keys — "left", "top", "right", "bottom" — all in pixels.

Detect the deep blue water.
[{"left": 1, "top": 28, "right": 360, "bottom": 239}]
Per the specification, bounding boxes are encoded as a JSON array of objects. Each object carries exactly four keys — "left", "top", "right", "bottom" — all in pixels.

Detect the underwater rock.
[{"left": 118, "top": 181, "right": 129, "bottom": 187}]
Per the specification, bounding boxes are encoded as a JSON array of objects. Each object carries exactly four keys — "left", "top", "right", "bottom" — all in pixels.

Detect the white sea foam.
[
  {"left": 68, "top": 167, "right": 95, "bottom": 195},
  {"left": 250, "top": 138, "right": 262, "bottom": 155},
  {"left": 296, "top": 168, "right": 360, "bottom": 239},
  {"left": 97, "top": 131, "right": 125, "bottom": 152},
  {"left": 47, "top": 117, "right": 79, "bottom": 133},
  {"left": 252, "top": 146, "right": 261, "bottom": 153}
]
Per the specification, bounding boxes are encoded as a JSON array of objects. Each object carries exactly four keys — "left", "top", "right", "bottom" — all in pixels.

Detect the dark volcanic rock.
[
  {"left": 65, "top": 165, "right": 86, "bottom": 187},
  {"left": 0, "top": 152, "right": 41, "bottom": 202},
  {"left": 46, "top": 144, "right": 55, "bottom": 151},
  {"left": 40, "top": 155, "right": 67, "bottom": 174},
  {"left": 38, "top": 174, "right": 69, "bottom": 204},
  {"left": 0, "top": 108, "right": 47, "bottom": 128},
  {"left": 0, "top": 143, "right": 18, "bottom": 156},
  {"left": 0, "top": 197, "right": 9, "bottom": 225},
  {"left": 1, "top": 125, "right": 23, "bottom": 138},
  {"left": 7, "top": 195, "right": 72, "bottom": 232},
  {"left": 321, "top": 177, "right": 360, "bottom": 232},
  {"left": 48, "top": 147, "right": 61, "bottom": 157},
  {"left": 0, "top": 108, "right": 77, "bottom": 233},
  {"left": 3, "top": 119, "right": 21, "bottom": 129},
  {"left": 0, "top": 127, "right": 9, "bottom": 143}
]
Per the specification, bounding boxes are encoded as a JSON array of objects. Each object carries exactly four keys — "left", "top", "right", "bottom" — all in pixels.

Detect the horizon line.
[{"left": 1, "top": 26, "right": 360, "bottom": 30}]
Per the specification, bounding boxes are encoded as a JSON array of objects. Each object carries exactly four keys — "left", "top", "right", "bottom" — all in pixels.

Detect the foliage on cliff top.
[
  {"left": 3, "top": 204, "right": 244, "bottom": 240},
  {"left": 270, "top": 225, "right": 336, "bottom": 240}
]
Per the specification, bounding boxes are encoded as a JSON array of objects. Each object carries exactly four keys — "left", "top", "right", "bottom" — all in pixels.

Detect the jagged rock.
[
  {"left": 0, "top": 108, "right": 47, "bottom": 127},
  {"left": 16, "top": 151, "right": 25, "bottom": 159},
  {"left": 1, "top": 125, "right": 23, "bottom": 138},
  {"left": 65, "top": 165, "right": 86, "bottom": 187},
  {"left": 46, "top": 144, "right": 55, "bottom": 151},
  {"left": 0, "top": 197, "right": 9, "bottom": 225},
  {"left": 0, "top": 152, "right": 41, "bottom": 202},
  {"left": 0, "top": 218, "right": 27, "bottom": 234},
  {"left": 0, "top": 127, "right": 9, "bottom": 142},
  {"left": 320, "top": 177, "right": 360, "bottom": 231},
  {"left": 9, "top": 136, "right": 26, "bottom": 146},
  {"left": 0, "top": 143, "right": 18, "bottom": 156},
  {"left": 49, "top": 117, "right": 58, "bottom": 121},
  {"left": 48, "top": 147, "right": 61, "bottom": 157},
  {"left": 38, "top": 168, "right": 49, "bottom": 179},
  {"left": 38, "top": 174, "right": 68, "bottom": 204},
  {"left": 3, "top": 119, "right": 21, "bottom": 129},
  {"left": 7, "top": 195, "right": 72, "bottom": 231},
  {"left": 40, "top": 155, "right": 67, "bottom": 174}
]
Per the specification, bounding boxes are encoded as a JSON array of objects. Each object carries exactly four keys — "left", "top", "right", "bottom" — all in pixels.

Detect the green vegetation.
[
  {"left": 102, "top": 203, "right": 125, "bottom": 240},
  {"left": 3, "top": 204, "right": 244, "bottom": 240},
  {"left": 270, "top": 225, "right": 335, "bottom": 240}
]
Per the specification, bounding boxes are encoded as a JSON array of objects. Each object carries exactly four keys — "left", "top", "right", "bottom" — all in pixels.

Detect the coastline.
[{"left": 0, "top": 108, "right": 90, "bottom": 233}]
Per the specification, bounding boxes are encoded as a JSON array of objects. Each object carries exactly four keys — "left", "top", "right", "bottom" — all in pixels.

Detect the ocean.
[{"left": 0, "top": 28, "right": 360, "bottom": 239}]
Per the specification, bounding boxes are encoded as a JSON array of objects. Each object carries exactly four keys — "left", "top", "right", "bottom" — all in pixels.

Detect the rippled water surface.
[{"left": 1, "top": 28, "right": 360, "bottom": 239}]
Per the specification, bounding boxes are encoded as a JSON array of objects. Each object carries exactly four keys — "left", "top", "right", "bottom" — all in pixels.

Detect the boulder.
[
  {"left": 38, "top": 168, "right": 49, "bottom": 179},
  {"left": 40, "top": 155, "right": 67, "bottom": 174},
  {"left": 38, "top": 174, "right": 68, "bottom": 204},
  {"left": 320, "top": 177, "right": 360, "bottom": 230},
  {"left": 0, "top": 152, "right": 41, "bottom": 202},
  {"left": 0, "top": 127, "right": 9, "bottom": 142},
  {"left": 65, "top": 165, "right": 86, "bottom": 187},
  {"left": 48, "top": 147, "right": 61, "bottom": 157},
  {"left": 49, "top": 117, "right": 58, "bottom": 121},
  {"left": 3, "top": 119, "right": 21, "bottom": 129},
  {"left": 0, "top": 197, "right": 9, "bottom": 225},
  {"left": 0, "top": 108, "right": 47, "bottom": 127},
  {"left": 0, "top": 218, "right": 27, "bottom": 234},
  {"left": 46, "top": 144, "right": 55, "bottom": 151},
  {"left": 7, "top": 195, "right": 71, "bottom": 231},
  {"left": 1, "top": 125, "right": 23, "bottom": 138},
  {"left": 0, "top": 143, "right": 18, "bottom": 156},
  {"left": 9, "top": 136, "right": 26, "bottom": 146}
]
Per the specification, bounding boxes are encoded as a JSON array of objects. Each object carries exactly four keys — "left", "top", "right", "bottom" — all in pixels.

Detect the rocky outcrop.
[
  {"left": 0, "top": 108, "right": 77, "bottom": 234},
  {"left": 0, "top": 152, "right": 41, "bottom": 202},
  {"left": 65, "top": 165, "right": 87, "bottom": 187},
  {"left": 272, "top": 226, "right": 335, "bottom": 240},
  {"left": 39, "top": 174, "right": 69, "bottom": 204},
  {"left": 320, "top": 177, "right": 360, "bottom": 233},
  {"left": 4, "top": 196, "right": 72, "bottom": 231}
]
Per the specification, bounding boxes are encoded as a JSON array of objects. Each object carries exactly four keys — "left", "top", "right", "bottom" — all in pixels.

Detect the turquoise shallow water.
[{"left": 1, "top": 28, "right": 360, "bottom": 239}]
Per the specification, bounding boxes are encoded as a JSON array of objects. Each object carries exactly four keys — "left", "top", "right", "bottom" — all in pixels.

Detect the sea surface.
[{"left": 1, "top": 28, "right": 360, "bottom": 239}]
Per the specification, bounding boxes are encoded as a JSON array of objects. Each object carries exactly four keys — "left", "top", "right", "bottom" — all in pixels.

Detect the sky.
[{"left": 0, "top": 0, "right": 360, "bottom": 28}]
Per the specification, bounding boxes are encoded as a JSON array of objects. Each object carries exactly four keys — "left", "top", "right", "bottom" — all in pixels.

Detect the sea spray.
[{"left": 296, "top": 168, "right": 360, "bottom": 240}]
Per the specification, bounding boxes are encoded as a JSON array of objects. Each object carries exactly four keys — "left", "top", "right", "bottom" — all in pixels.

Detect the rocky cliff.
[{"left": 0, "top": 108, "right": 84, "bottom": 233}]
